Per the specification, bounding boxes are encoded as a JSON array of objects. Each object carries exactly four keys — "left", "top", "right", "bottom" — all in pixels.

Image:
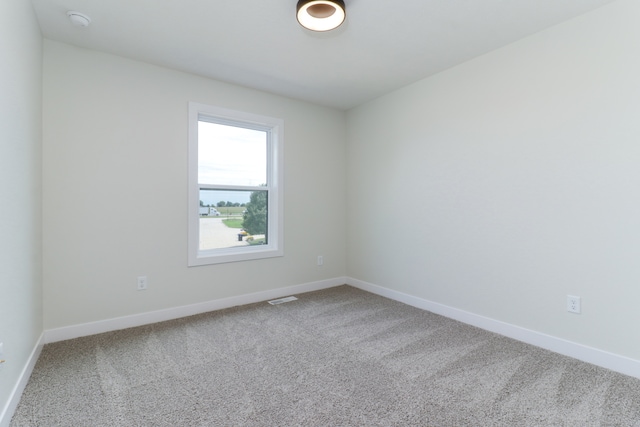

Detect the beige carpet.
[{"left": 11, "top": 285, "right": 640, "bottom": 426}]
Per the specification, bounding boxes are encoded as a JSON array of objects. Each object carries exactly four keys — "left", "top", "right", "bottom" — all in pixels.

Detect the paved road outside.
[{"left": 199, "top": 217, "right": 247, "bottom": 250}]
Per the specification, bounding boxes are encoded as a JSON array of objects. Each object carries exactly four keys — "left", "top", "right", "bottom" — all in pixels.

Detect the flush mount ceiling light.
[
  {"left": 296, "top": 0, "right": 345, "bottom": 32},
  {"left": 67, "top": 11, "right": 91, "bottom": 27}
]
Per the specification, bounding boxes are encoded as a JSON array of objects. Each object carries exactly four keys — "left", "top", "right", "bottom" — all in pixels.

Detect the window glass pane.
[
  {"left": 198, "top": 121, "right": 267, "bottom": 186},
  {"left": 199, "top": 189, "right": 268, "bottom": 250}
]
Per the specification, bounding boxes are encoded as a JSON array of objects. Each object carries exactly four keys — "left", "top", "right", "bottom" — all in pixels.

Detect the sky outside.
[{"left": 198, "top": 121, "right": 266, "bottom": 205}]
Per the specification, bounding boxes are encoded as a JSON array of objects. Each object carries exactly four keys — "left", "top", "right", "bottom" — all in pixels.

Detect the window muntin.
[{"left": 188, "top": 103, "right": 283, "bottom": 266}]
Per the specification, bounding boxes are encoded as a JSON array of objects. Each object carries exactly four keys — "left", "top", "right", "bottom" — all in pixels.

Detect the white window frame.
[{"left": 188, "top": 102, "right": 284, "bottom": 266}]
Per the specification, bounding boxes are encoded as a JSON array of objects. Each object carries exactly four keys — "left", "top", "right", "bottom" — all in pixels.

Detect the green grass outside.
[
  {"left": 222, "top": 218, "right": 243, "bottom": 228},
  {"left": 215, "top": 206, "right": 245, "bottom": 216}
]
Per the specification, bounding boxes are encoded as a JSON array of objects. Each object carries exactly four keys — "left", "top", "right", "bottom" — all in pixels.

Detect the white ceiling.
[{"left": 31, "top": 0, "right": 617, "bottom": 110}]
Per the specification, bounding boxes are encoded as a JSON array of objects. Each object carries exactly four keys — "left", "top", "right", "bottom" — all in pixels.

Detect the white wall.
[
  {"left": 347, "top": 0, "right": 640, "bottom": 361},
  {"left": 43, "top": 41, "right": 346, "bottom": 329},
  {"left": 0, "top": 0, "right": 43, "bottom": 418}
]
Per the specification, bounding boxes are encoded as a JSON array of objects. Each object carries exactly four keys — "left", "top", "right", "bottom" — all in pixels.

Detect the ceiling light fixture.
[
  {"left": 296, "top": 0, "right": 345, "bottom": 32},
  {"left": 67, "top": 11, "right": 91, "bottom": 28}
]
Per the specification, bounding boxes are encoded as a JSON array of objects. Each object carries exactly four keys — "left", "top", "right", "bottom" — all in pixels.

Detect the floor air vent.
[{"left": 268, "top": 296, "right": 298, "bottom": 305}]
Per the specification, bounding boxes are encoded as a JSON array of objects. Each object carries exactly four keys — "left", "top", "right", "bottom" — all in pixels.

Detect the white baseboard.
[
  {"left": 0, "top": 333, "right": 44, "bottom": 427},
  {"left": 44, "top": 277, "right": 346, "bottom": 344},
  {"left": 347, "top": 277, "right": 640, "bottom": 380}
]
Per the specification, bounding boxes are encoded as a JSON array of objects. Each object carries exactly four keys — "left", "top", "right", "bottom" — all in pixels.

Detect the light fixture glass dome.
[{"left": 297, "top": 0, "right": 346, "bottom": 32}]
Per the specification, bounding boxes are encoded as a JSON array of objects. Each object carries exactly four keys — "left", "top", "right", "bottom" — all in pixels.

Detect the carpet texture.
[{"left": 11, "top": 285, "right": 640, "bottom": 426}]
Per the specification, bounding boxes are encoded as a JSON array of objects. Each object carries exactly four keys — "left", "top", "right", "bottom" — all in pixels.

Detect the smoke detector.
[{"left": 67, "top": 11, "right": 91, "bottom": 27}]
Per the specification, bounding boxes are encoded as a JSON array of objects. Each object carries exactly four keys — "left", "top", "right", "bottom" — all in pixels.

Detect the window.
[{"left": 188, "top": 102, "right": 283, "bottom": 266}]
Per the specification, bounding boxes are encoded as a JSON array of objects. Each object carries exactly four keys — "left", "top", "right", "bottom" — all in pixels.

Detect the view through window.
[
  {"left": 198, "top": 121, "right": 268, "bottom": 250},
  {"left": 188, "top": 103, "right": 283, "bottom": 266}
]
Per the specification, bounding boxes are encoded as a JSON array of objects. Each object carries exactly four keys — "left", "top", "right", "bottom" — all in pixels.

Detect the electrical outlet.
[
  {"left": 137, "top": 276, "right": 148, "bottom": 291},
  {"left": 567, "top": 295, "right": 581, "bottom": 314},
  {"left": 317, "top": 255, "right": 324, "bottom": 266}
]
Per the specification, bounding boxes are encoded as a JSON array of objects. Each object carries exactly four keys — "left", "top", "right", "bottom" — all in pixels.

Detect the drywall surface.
[
  {"left": 0, "top": 0, "right": 43, "bottom": 417},
  {"left": 43, "top": 41, "right": 346, "bottom": 329},
  {"left": 347, "top": 0, "right": 640, "bottom": 360}
]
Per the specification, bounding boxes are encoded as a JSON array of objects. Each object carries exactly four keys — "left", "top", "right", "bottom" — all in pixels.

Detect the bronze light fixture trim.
[{"left": 297, "top": 0, "right": 346, "bottom": 32}]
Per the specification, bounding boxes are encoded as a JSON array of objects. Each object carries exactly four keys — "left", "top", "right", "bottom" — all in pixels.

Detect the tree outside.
[{"left": 242, "top": 191, "right": 267, "bottom": 236}]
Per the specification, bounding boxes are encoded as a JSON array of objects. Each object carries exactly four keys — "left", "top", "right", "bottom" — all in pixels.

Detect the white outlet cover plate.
[{"left": 567, "top": 295, "right": 581, "bottom": 313}]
